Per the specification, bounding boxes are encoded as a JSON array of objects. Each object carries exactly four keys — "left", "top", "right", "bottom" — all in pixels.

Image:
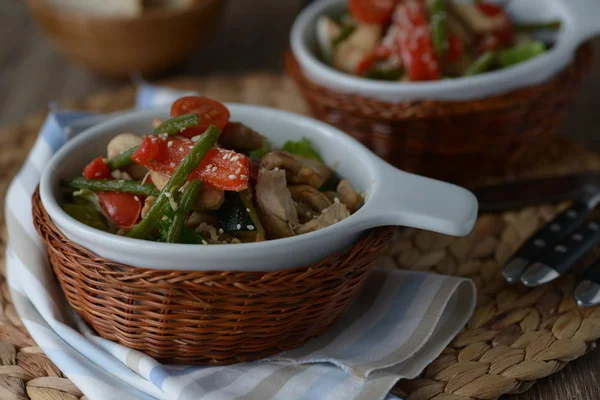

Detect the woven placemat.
[{"left": 1, "top": 74, "right": 600, "bottom": 400}]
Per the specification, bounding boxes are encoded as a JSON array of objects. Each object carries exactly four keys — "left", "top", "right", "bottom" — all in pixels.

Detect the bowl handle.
[
  {"left": 563, "top": 0, "right": 600, "bottom": 44},
  {"left": 360, "top": 161, "right": 478, "bottom": 237}
]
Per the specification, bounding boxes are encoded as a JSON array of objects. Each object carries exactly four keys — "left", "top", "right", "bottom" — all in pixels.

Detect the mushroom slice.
[
  {"left": 149, "top": 171, "right": 170, "bottom": 191},
  {"left": 295, "top": 202, "right": 351, "bottom": 235},
  {"left": 220, "top": 122, "right": 266, "bottom": 152},
  {"left": 255, "top": 169, "right": 298, "bottom": 239},
  {"left": 317, "top": 15, "right": 342, "bottom": 62},
  {"left": 194, "top": 185, "right": 225, "bottom": 211},
  {"left": 333, "top": 23, "right": 382, "bottom": 74},
  {"left": 336, "top": 179, "right": 361, "bottom": 213},
  {"left": 141, "top": 196, "right": 156, "bottom": 219},
  {"left": 261, "top": 151, "right": 332, "bottom": 188},
  {"left": 288, "top": 185, "right": 332, "bottom": 213}
]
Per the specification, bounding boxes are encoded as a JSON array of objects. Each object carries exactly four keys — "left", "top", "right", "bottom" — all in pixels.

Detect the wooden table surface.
[{"left": 1, "top": 1, "right": 600, "bottom": 399}]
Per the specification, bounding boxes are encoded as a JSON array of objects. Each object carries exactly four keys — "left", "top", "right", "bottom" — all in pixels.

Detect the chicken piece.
[
  {"left": 107, "top": 133, "right": 147, "bottom": 179},
  {"left": 336, "top": 179, "right": 361, "bottom": 213},
  {"left": 194, "top": 185, "right": 225, "bottom": 211},
  {"left": 448, "top": 2, "right": 506, "bottom": 34},
  {"left": 260, "top": 151, "right": 332, "bottom": 188},
  {"left": 255, "top": 169, "right": 298, "bottom": 239},
  {"left": 295, "top": 201, "right": 316, "bottom": 224},
  {"left": 107, "top": 133, "right": 143, "bottom": 160},
  {"left": 333, "top": 23, "right": 382, "bottom": 74},
  {"left": 220, "top": 122, "right": 265, "bottom": 152},
  {"left": 288, "top": 185, "right": 332, "bottom": 213},
  {"left": 295, "top": 201, "right": 351, "bottom": 235},
  {"left": 186, "top": 211, "right": 221, "bottom": 230},
  {"left": 141, "top": 196, "right": 156, "bottom": 219}
]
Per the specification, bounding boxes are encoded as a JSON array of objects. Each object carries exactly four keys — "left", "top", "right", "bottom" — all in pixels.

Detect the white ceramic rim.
[{"left": 290, "top": 0, "right": 600, "bottom": 102}]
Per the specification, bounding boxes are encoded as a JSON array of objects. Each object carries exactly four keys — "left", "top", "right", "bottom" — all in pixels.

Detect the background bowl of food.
[
  {"left": 35, "top": 97, "right": 477, "bottom": 363},
  {"left": 288, "top": 0, "right": 599, "bottom": 185},
  {"left": 26, "top": 0, "right": 224, "bottom": 77}
]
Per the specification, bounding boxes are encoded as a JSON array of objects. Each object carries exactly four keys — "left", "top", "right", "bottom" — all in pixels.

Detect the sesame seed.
[
  {"left": 191, "top": 135, "right": 201, "bottom": 142},
  {"left": 151, "top": 137, "right": 157, "bottom": 143},
  {"left": 161, "top": 216, "right": 168, "bottom": 221},
  {"left": 229, "top": 174, "right": 237, "bottom": 180},
  {"left": 218, "top": 228, "right": 224, "bottom": 234},
  {"left": 95, "top": 172, "right": 101, "bottom": 177},
  {"left": 236, "top": 224, "right": 241, "bottom": 230},
  {"left": 212, "top": 167, "right": 217, "bottom": 172},
  {"left": 165, "top": 192, "right": 171, "bottom": 198},
  {"left": 167, "top": 141, "right": 173, "bottom": 148},
  {"left": 273, "top": 167, "right": 279, "bottom": 172},
  {"left": 206, "top": 164, "right": 213, "bottom": 169},
  {"left": 222, "top": 154, "right": 228, "bottom": 160},
  {"left": 235, "top": 168, "right": 241, "bottom": 174},
  {"left": 334, "top": 197, "right": 340, "bottom": 204},
  {"left": 119, "top": 180, "right": 125, "bottom": 183},
  {"left": 134, "top": 196, "right": 139, "bottom": 201},
  {"left": 231, "top": 155, "right": 239, "bottom": 162},
  {"left": 247, "top": 225, "right": 255, "bottom": 231},
  {"left": 202, "top": 240, "right": 208, "bottom": 246},
  {"left": 246, "top": 208, "right": 251, "bottom": 212},
  {"left": 240, "top": 174, "right": 248, "bottom": 180},
  {"left": 170, "top": 162, "right": 175, "bottom": 167}
]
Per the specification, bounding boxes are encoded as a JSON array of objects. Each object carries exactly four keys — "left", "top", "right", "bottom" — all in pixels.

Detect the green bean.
[
  {"left": 166, "top": 180, "right": 203, "bottom": 243},
  {"left": 239, "top": 189, "right": 265, "bottom": 241},
  {"left": 364, "top": 67, "right": 404, "bottom": 81},
  {"left": 499, "top": 41, "right": 546, "bottom": 68},
  {"left": 332, "top": 24, "right": 356, "bottom": 48},
  {"left": 154, "top": 114, "right": 200, "bottom": 135},
  {"left": 63, "top": 204, "right": 110, "bottom": 231},
  {"left": 61, "top": 177, "right": 160, "bottom": 196},
  {"left": 516, "top": 21, "right": 561, "bottom": 33},
  {"left": 428, "top": 0, "right": 448, "bottom": 57},
  {"left": 127, "top": 125, "right": 221, "bottom": 239},
  {"left": 464, "top": 51, "right": 497, "bottom": 76},
  {"left": 106, "top": 146, "right": 138, "bottom": 170}
]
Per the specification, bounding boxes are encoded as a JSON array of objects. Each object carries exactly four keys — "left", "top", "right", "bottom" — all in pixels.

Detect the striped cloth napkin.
[{"left": 5, "top": 84, "right": 476, "bottom": 400}]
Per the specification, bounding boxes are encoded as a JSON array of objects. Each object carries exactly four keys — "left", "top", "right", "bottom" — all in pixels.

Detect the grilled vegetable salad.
[
  {"left": 317, "top": 0, "right": 560, "bottom": 81},
  {"left": 61, "top": 96, "right": 362, "bottom": 244}
]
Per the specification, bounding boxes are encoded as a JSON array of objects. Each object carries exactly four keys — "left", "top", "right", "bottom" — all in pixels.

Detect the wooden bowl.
[{"left": 26, "top": 0, "right": 224, "bottom": 78}]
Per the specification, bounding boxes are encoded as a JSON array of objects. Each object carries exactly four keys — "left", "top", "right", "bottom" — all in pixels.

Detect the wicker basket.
[
  {"left": 32, "top": 189, "right": 394, "bottom": 365},
  {"left": 285, "top": 44, "right": 594, "bottom": 185}
]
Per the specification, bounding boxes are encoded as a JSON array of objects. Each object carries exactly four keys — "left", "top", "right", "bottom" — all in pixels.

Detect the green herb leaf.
[{"left": 282, "top": 138, "right": 323, "bottom": 162}]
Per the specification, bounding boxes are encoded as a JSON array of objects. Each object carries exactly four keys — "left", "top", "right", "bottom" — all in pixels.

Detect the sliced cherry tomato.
[
  {"left": 393, "top": 1, "right": 441, "bottom": 81},
  {"left": 131, "top": 135, "right": 249, "bottom": 192},
  {"left": 170, "top": 96, "right": 230, "bottom": 138},
  {"left": 131, "top": 136, "right": 160, "bottom": 165},
  {"left": 83, "top": 156, "right": 111, "bottom": 180},
  {"left": 446, "top": 34, "right": 464, "bottom": 62},
  {"left": 349, "top": 0, "right": 397, "bottom": 24},
  {"left": 476, "top": 3, "right": 513, "bottom": 52},
  {"left": 96, "top": 192, "right": 142, "bottom": 229}
]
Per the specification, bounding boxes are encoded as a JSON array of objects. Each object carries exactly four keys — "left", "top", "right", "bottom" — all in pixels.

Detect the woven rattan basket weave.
[
  {"left": 286, "top": 45, "right": 594, "bottom": 186},
  {"left": 32, "top": 189, "right": 394, "bottom": 365}
]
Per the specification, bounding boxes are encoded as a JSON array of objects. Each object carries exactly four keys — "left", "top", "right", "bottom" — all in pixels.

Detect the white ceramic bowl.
[
  {"left": 40, "top": 105, "right": 478, "bottom": 272},
  {"left": 291, "top": 0, "right": 600, "bottom": 102}
]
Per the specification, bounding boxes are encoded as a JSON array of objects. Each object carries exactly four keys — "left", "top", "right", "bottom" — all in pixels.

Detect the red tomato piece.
[
  {"left": 83, "top": 156, "right": 111, "bottom": 180},
  {"left": 96, "top": 192, "right": 142, "bottom": 229},
  {"left": 476, "top": 3, "right": 513, "bottom": 52},
  {"left": 349, "top": 0, "right": 397, "bottom": 24},
  {"left": 171, "top": 96, "right": 231, "bottom": 138},
  {"left": 131, "top": 135, "right": 249, "bottom": 192},
  {"left": 446, "top": 34, "right": 464, "bottom": 62},
  {"left": 392, "top": 1, "right": 441, "bottom": 81},
  {"left": 131, "top": 137, "right": 160, "bottom": 165}
]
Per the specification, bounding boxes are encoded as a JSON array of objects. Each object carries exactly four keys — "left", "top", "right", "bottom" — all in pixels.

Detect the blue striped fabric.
[{"left": 4, "top": 84, "right": 476, "bottom": 400}]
